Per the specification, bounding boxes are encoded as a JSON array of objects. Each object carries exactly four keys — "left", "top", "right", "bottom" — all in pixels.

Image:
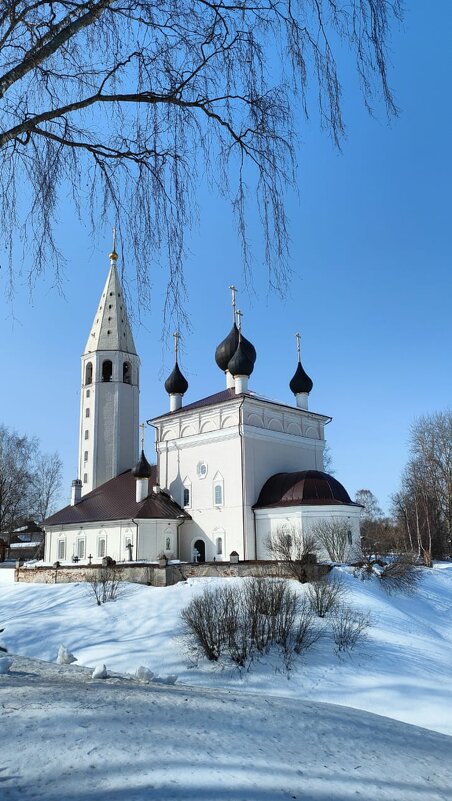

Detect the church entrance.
[{"left": 193, "top": 539, "right": 206, "bottom": 563}]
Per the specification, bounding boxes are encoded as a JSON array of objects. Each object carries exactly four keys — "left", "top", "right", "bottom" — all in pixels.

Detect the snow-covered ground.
[{"left": 1, "top": 564, "right": 452, "bottom": 800}]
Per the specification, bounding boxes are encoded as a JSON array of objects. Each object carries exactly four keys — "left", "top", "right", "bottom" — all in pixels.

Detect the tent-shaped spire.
[{"left": 84, "top": 249, "right": 137, "bottom": 355}]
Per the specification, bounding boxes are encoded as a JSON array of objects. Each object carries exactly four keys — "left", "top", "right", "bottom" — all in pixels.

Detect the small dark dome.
[
  {"left": 164, "top": 361, "right": 188, "bottom": 395},
  {"left": 228, "top": 340, "right": 255, "bottom": 377},
  {"left": 132, "top": 450, "right": 153, "bottom": 479},
  {"left": 215, "top": 323, "right": 256, "bottom": 371},
  {"left": 254, "top": 470, "right": 358, "bottom": 508},
  {"left": 289, "top": 362, "right": 313, "bottom": 394}
]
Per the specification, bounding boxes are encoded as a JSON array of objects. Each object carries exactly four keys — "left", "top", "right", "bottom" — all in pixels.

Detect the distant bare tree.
[
  {"left": 0, "top": 1, "right": 401, "bottom": 320},
  {"left": 393, "top": 410, "right": 452, "bottom": 563},
  {"left": 0, "top": 425, "right": 37, "bottom": 534},
  {"left": 0, "top": 425, "right": 63, "bottom": 537},
  {"left": 31, "top": 452, "right": 63, "bottom": 524}
]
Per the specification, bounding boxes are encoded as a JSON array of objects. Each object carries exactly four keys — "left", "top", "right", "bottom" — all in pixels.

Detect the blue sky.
[{"left": 1, "top": 2, "right": 451, "bottom": 513}]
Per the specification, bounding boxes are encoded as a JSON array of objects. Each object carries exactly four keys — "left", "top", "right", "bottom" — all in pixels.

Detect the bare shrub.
[
  {"left": 86, "top": 566, "right": 122, "bottom": 605},
  {"left": 181, "top": 577, "right": 320, "bottom": 670},
  {"left": 311, "top": 519, "right": 354, "bottom": 563},
  {"left": 292, "top": 600, "right": 323, "bottom": 655},
  {"left": 265, "top": 526, "right": 317, "bottom": 582},
  {"left": 331, "top": 607, "right": 371, "bottom": 653},
  {"left": 379, "top": 553, "right": 421, "bottom": 595},
  {"left": 307, "top": 575, "right": 346, "bottom": 618},
  {"left": 181, "top": 586, "right": 228, "bottom": 661}
]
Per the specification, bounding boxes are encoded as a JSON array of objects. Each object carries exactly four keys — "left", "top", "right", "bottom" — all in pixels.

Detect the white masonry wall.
[{"left": 153, "top": 394, "right": 330, "bottom": 561}]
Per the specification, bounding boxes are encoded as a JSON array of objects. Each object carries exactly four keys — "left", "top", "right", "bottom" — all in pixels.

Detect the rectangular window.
[
  {"left": 84, "top": 430, "right": 89, "bottom": 440},
  {"left": 77, "top": 538, "right": 85, "bottom": 559},
  {"left": 97, "top": 538, "right": 106, "bottom": 558},
  {"left": 85, "top": 408, "right": 90, "bottom": 418},
  {"left": 84, "top": 451, "right": 88, "bottom": 462},
  {"left": 214, "top": 484, "right": 223, "bottom": 505},
  {"left": 86, "top": 389, "right": 90, "bottom": 398},
  {"left": 183, "top": 487, "right": 190, "bottom": 507},
  {"left": 83, "top": 473, "right": 88, "bottom": 484},
  {"left": 57, "top": 539, "right": 66, "bottom": 560}
]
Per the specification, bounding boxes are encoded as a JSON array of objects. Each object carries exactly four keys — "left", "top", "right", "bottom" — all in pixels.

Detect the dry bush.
[
  {"left": 307, "top": 575, "right": 346, "bottom": 618},
  {"left": 181, "top": 578, "right": 320, "bottom": 669},
  {"left": 331, "top": 607, "right": 370, "bottom": 653},
  {"left": 379, "top": 553, "right": 421, "bottom": 595},
  {"left": 265, "top": 526, "right": 317, "bottom": 582},
  {"left": 86, "top": 566, "right": 122, "bottom": 605},
  {"left": 311, "top": 519, "right": 353, "bottom": 563}
]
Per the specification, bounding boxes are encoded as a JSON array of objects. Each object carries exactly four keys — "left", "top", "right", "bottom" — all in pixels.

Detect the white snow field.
[{"left": 1, "top": 564, "right": 452, "bottom": 800}]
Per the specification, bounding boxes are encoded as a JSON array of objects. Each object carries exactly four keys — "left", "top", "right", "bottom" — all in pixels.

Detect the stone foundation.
[{"left": 15, "top": 560, "right": 330, "bottom": 587}]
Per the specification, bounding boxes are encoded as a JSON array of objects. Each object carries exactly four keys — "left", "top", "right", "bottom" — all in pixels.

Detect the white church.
[{"left": 44, "top": 244, "right": 361, "bottom": 565}]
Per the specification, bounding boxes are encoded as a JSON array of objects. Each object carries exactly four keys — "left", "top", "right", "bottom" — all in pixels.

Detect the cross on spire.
[
  {"left": 236, "top": 309, "right": 243, "bottom": 338},
  {"left": 173, "top": 330, "right": 181, "bottom": 361},
  {"left": 295, "top": 332, "right": 301, "bottom": 362},
  {"left": 229, "top": 285, "right": 237, "bottom": 324},
  {"left": 140, "top": 422, "right": 146, "bottom": 452}
]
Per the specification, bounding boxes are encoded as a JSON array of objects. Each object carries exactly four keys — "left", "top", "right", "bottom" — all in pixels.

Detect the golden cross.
[
  {"left": 229, "top": 285, "right": 237, "bottom": 324},
  {"left": 140, "top": 422, "right": 146, "bottom": 452},
  {"left": 173, "top": 331, "right": 180, "bottom": 360},
  {"left": 295, "top": 332, "right": 301, "bottom": 362}
]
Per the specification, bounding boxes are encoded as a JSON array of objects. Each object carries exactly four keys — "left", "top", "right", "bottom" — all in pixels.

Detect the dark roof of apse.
[
  {"left": 254, "top": 470, "right": 360, "bottom": 508},
  {"left": 151, "top": 388, "right": 332, "bottom": 422},
  {"left": 45, "top": 468, "right": 191, "bottom": 526}
]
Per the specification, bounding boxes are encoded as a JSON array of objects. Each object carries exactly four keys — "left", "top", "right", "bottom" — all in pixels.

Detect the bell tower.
[{"left": 79, "top": 237, "right": 140, "bottom": 494}]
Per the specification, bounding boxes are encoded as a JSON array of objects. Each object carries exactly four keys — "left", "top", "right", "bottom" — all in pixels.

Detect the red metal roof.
[
  {"left": 254, "top": 470, "right": 360, "bottom": 508},
  {"left": 45, "top": 469, "right": 190, "bottom": 526}
]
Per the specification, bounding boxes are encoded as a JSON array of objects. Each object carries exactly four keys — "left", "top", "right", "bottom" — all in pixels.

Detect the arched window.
[
  {"left": 182, "top": 477, "right": 192, "bottom": 508},
  {"left": 216, "top": 537, "right": 223, "bottom": 556},
  {"left": 85, "top": 362, "right": 93, "bottom": 385},
  {"left": 102, "top": 360, "right": 113, "bottom": 382},
  {"left": 213, "top": 472, "right": 224, "bottom": 506},
  {"left": 97, "top": 538, "right": 106, "bottom": 558},
  {"left": 123, "top": 361, "right": 131, "bottom": 384}
]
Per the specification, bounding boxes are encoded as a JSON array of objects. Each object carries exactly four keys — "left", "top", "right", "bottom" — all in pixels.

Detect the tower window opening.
[
  {"left": 84, "top": 430, "right": 89, "bottom": 440},
  {"left": 84, "top": 451, "right": 88, "bottom": 462},
  {"left": 86, "top": 389, "right": 90, "bottom": 398},
  {"left": 108, "top": 304, "right": 112, "bottom": 310},
  {"left": 214, "top": 484, "right": 223, "bottom": 506},
  {"left": 85, "top": 362, "right": 93, "bottom": 385},
  {"left": 110, "top": 292, "right": 113, "bottom": 296},
  {"left": 183, "top": 487, "right": 191, "bottom": 507},
  {"left": 85, "top": 408, "right": 90, "bottom": 418},
  {"left": 83, "top": 473, "right": 88, "bottom": 484},
  {"left": 123, "top": 361, "right": 131, "bottom": 384},
  {"left": 216, "top": 537, "right": 223, "bottom": 556},
  {"left": 102, "top": 360, "right": 113, "bottom": 382}
]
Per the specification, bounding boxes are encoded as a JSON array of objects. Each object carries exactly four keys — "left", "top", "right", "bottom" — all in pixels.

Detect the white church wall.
[
  {"left": 155, "top": 407, "right": 246, "bottom": 560},
  {"left": 255, "top": 506, "right": 361, "bottom": 562},
  {"left": 45, "top": 521, "right": 137, "bottom": 564},
  {"left": 153, "top": 394, "right": 331, "bottom": 561}
]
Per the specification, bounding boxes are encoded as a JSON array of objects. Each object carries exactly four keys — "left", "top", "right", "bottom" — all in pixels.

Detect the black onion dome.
[
  {"left": 289, "top": 361, "right": 313, "bottom": 394},
  {"left": 164, "top": 361, "right": 188, "bottom": 395},
  {"left": 215, "top": 323, "right": 256, "bottom": 371},
  {"left": 132, "top": 450, "right": 153, "bottom": 479},
  {"left": 254, "top": 470, "right": 359, "bottom": 508},
  {"left": 228, "top": 340, "right": 255, "bottom": 377}
]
